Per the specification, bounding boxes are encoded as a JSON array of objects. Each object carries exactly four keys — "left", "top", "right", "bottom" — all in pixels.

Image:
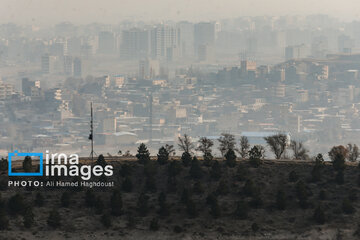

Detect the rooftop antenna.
[{"left": 89, "top": 102, "right": 96, "bottom": 161}]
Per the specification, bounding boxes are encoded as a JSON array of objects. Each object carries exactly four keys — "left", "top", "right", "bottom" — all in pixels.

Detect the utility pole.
[{"left": 89, "top": 102, "right": 95, "bottom": 161}]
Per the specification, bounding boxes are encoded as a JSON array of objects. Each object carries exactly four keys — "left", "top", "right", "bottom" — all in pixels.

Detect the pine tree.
[
  {"left": 225, "top": 149, "right": 237, "bottom": 168},
  {"left": 96, "top": 154, "right": 106, "bottom": 168},
  {"left": 157, "top": 146, "right": 169, "bottom": 165},
  {"left": 136, "top": 143, "right": 150, "bottom": 164},
  {"left": 23, "top": 156, "right": 32, "bottom": 172}
]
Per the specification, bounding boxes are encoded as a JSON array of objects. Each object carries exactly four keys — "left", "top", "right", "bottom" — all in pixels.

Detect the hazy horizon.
[{"left": 1, "top": 0, "right": 360, "bottom": 26}]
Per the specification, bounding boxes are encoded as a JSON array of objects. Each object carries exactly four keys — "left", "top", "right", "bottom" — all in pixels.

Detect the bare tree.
[
  {"left": 196, "top": 137, "right": 214, "bottom": 155},
  {"left": 264, "top": 133, "right": 288, "bottom": 159},
  {"left": 165, "top": 144, "right": 176, "bottom": 156},
  {"left": 178, "top": 134, "right": 194, "bottom": 154},
  {"left": 238, "top": 136, "right": 250, "bottom": 159},
  {"left": 218, "top": 133, "right": 236, "bottom": 156},
  {"left": 347, "top": 143, "right": 359, "bottom": 162},
  {"left": 290, "top": 140, "right": 309, "bottom": 160}
]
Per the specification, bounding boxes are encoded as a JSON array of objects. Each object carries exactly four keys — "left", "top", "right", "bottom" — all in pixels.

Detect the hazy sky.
[{"left": 1, "top": 0, "right": 360, "bottom": 25}]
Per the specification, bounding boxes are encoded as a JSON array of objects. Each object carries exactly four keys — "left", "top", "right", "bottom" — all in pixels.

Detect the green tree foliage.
[
  {"left": 181, "top": 152, "right": 192, "bottom": 167},
  {"left": 218, "top": 133, "right": 236, "bottom": 156},
  {"left": 47, "top": 209, "right": 61, "bottom": 228},
  {"left": 290, "top": 140, "right": 309, "bottom": 160},
  {"left": 122, "top": 176, "right": 133, "bottom": 192},
  {"left": 313, "top": 205, "right": 325, "bottom": 224},
  {"left": 35, "top": 192, "right": 45, "bottom": 207},
  {"left": 61, "top": 192, "right": 71, "bottom": 207},
  {"left": 210, "top": 160, "right": 222, "bottom": 180},
  {"left": 196, "top": 137, "right": 214, "bottom": 166},
  {"left": 249, "top": 145, "right": 264, "bottom": 167},
  {"left": 225, "top": 149, "right": 237, "bottom": 168},
  {"left": 136, "top": 143, "right": 150, "bottom": 164},
  {"left": 23, "top": 156, "right": 32, "bottom": 172},
  {"left": 276, "top": 190, "right": 286, "bottom": 210},
  {"left": 189, "top": 157, "right": 203, "bottom": 179},
  {"left": 239, "top": 136, "right": 250, "bottom": 159},
  {"left": 234, "top": 201, "right": 248, "bottom": 219},
  {"left": 8, "top": 193, "right": 27, "bottom": 215},
  {"left": 96, "top": 154, "right": 106, "bottom": 168},
  {"left": 157, "top": 146, "right": 169, "bottom": 165},
  {"left": 23, "top": 207, "right": 34, "bottom": 228},
  {"left": 137, "top": 193, "right": 149, "bottom": 216},
  {"left": 110, "top": 189, "right": 123, "bottom": 216},
  {"left": 329, "top": 145, "right": 348, "bottom": 171},
  {"left": 264, "top": 134, "right": 288, "bottom": 159},
  {"left": 85, "top": 190, "right": 96, "bottom": 208},
  {"left": 101, "top": 213, "right": 112, "bottom": 228}
]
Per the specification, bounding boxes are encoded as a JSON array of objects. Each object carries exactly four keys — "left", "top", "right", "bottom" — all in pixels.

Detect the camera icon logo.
[{"left": 8, "top": 150, "right": 43, "bottom": 176}]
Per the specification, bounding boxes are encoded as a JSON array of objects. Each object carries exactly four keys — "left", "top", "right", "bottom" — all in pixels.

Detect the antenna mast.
[{"left": 89, "top": 102, "right": 95, "bottom": 161}]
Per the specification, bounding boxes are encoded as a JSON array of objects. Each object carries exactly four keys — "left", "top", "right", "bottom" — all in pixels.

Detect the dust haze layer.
[{"left": 1, "top": 0, "right": 360, "bottom": 25}]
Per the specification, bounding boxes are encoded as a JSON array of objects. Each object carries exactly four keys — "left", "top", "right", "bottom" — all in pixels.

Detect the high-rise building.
[
  {"left": 120, "top": 28, "right": 149, "bottom": 60},
  {"left": 63, "top": 55, "right": 73, "bottom": 75},
  {"left": 177, "top": 21, "right": 194, "bottom": 58},
  {"left": 73, "top": 57, "right": 82, "bottom": 77},
  {"left": 194, "top": 22, "right": 215, "bottom": 60},
  {"left": 22, "top": 78, "right": 40, "bottom": 96},
  {"left": 98, "top": 31, "right": 115, "bottom": 55},
  {"left": 150, "top": 25, "right": 180, "bottom": 61}
]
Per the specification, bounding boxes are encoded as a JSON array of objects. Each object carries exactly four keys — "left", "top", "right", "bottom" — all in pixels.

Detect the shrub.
[
  {"left": 206, "top": 193, "right": 217, "bottom": 206},
  {"left": 8, "top": 193, "right": 27, "bottom": 215},
  {"left": 251, "top": 222, "right": 259, "bottom": 232},
  {"left": 186, "top": 199, "right": 198, "bottom": 218},
  {"left": 234, "top": 201, "right": 248, "bottom": 219},
  {"left": 276, "top": 190, "right": 286, "bottom": 210},
  {"left": 189, "top": 157, "right": 203, "bottom": 179},
  {"left": 236, "top": 164, "right": 248, "bottom": 181},
  {"left": 47, "top": 209, "right": 61, "bottom": 228},
  {"left": 137, "top": 193, "right": 149, "bottom": 216},
  {"left": 35, "top": 192, "right": 45, "bottom": 207},
  {"left": 94, "top": 196, "right": 104, "bottom": 215},
  {"left": 23, "top": 207, "right": 34, "bottom": 228},
  {"left": 193, "top": 181, "right": 204, "bottom": 195},
  {"left": 101, "top": 213, "right": 112, "bottom": 228},
  {"left": 61, "top": 192, "right": 71, "bottom": 207},
  {"left": 249, "top": 190, "right": 263, "bottom": 209},
  {"left": 225, "top": 149, "right": 237, "bottom": 168},
  {"left": 216, "top": 179, "right": 229, "bottom": 196},
  {"left": 122, "top": 176, "right": 133, "bottom": 192},
  {"left": 173, "top": 225, "right": 183, "bottom": 233},
  {"left": 342, "top": 198, "right": 355, "bottom": 214},
  {"left": 210, "top": 198, "right": 221, "bottom": 218},
  {"left": 313, "top": 205, "right": 325, "bottom": 224},
  {"left": 296, "top": 181, "right": 308, "bottom": 209},
  {"left": 335, "top": 171, "right": 344, "bottom": 185},
  {"left": 0, "top": 209, "right": 9, "bottom": 230},
  {"left": 149, "top": 218, "right": 159, "bottom": 231},
  {"left": 0, "top": 158, "right": 8, "bottom": 172},
  {"left": 181, "top": 152, "right": 192, "bottom": 167},
  {"left": 158, "top": 192, "right": 169, "bottom": 217},
  {"left": 249, "top": 146, "right": 264, "bottom": 167},
  {"left": 110, "top": 189, "right": 123, "bottom": 216},
  {"left": 85, "top": 190, "right": 96, "bottom": 207},
  {"left": 145, "top": 175, "right": 157, "bottom": 193},
  {"left": 319, "top": 190, "right": 327, "bottom": 200},
  {"left": 349, "top": 190, "right": 357, "bottom": 202},
  {"left": 210, "top": 160, "right": 222, "bottom": 180},
  {"left": 243, "top": 180, "right": 256, "bottom": 196},
  {"left": 168, "top": 161, "right": 182, "bottom": 177},
  {"left": 119, "top": 164, "right": 132, "bottom": 177},
  {"left": 288, "top": 170, "right": 299, "bottom": 182}
]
